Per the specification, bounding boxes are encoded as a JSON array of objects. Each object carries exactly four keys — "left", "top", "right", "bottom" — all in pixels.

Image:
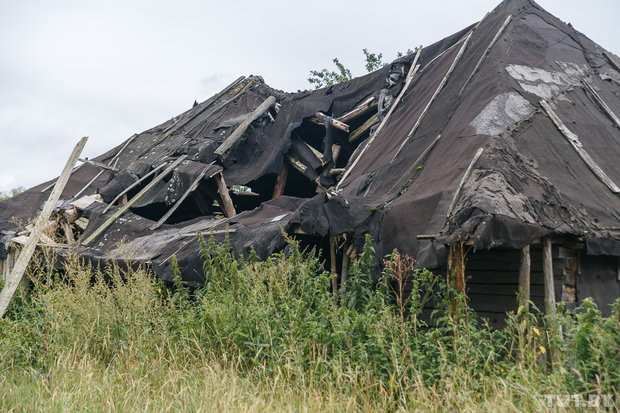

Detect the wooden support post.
[
  {"left": 543, "top": 236, "right": 560, "bottom": 364},
  {"left": 518, "top": 245, "right": 531, "bottom": 311},
  {"left": 214, "top": 96, "right": 277, "bottom": 156},
  {"left": 330, "top": 236, "right": 338, "bottom": 302},
  {"left": 340, "top": 239, "right": 350, "bottom": 302},
  {"left": 0, "top": 136, "right": 88, "bottom": 318},
  {"left": 83, "top": 155, "right": 188, "bottom": 246},
  {"left": 103, "top": 163, "right": 167, "bottom": 213},
  {"left": 214, "top": 172, "right": 236, "bottom": 218},
  {"left": 272, "top": 164, "right": 288, "bottom": 198},
  {"left": 149, "top": 163, "right": 215, "bottom": 230}
]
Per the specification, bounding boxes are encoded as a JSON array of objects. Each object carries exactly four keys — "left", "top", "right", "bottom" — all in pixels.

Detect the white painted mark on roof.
[
  {"left": 506, "top": 61, "right": 589, "bottom": 99},
  {"left": 470, "top": 92, "right": 534, "bottom": 136}
]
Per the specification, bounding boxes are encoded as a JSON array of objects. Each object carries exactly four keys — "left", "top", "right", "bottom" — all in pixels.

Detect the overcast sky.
[{"left": 1, "top": 0, "right": 618, "bottom": 193}]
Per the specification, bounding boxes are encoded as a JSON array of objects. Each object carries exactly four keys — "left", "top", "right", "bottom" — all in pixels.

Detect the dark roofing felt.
[{"left": 2, "top": 0, "right": 620, "bottom": 282}]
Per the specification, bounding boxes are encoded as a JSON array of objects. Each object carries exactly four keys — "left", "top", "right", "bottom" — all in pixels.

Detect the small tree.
[{"left": 0, "top": 186, "right": 25, "bottom": 201}]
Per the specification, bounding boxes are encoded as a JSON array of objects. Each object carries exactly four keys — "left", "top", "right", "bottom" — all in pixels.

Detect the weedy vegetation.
[{"left": 0, "top": 234, "right": 618, "bottom": 411}]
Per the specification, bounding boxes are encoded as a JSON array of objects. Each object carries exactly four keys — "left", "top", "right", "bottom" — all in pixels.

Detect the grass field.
[{"left": 0, "top": 235, "right": 618, "bottom": 411}]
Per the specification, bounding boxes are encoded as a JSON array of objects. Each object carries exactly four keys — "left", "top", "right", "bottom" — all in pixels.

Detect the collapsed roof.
[{"left": 2, "top": 0, "right": 620, "bottom": 283}]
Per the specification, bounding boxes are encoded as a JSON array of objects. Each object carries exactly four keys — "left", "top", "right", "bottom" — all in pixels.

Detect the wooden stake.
[
  {"left": 149, "top": 163, "right": 215, "bottom": 230},
  {"left": 0, "top": 136, "right": 88, "bottom": 318},
  {"left": 82, "top": 155, "right": 188, "bottom": 246},
  {"left": 214, "top": 172, "right": 236, "bottom": 217},
  {"left": 272, "top": 164, "right": 288, "bottom": 198},
  {"left": 215, "top": 96, "right": 277, "bottom": 156},
  {"left": 518, "top": 245, "right": 531, "bottom": 311}
]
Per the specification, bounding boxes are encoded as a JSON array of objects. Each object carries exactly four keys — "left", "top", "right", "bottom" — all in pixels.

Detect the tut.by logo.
[{"left": 542, "top": 394, "right": 614, "bottom": 408}]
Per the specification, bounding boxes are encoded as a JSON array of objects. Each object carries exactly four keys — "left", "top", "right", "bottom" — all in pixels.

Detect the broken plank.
[
  {"left": 541, "top": 100, "right": 620, "bottom": 194},
  {"left": 337, "top": 97, "right": 377, "bottom": 124},
  {"left": 307, "top": 116, "right": 350, "bottom": 132},
  {"left": 149, "top": 163, "right": 214, "bottom": 230},
  {"left": 102, "top": 163, "right": 167, "bottom": 214},
  {"left": 214, "top": 96, "right": 277, "bottom": 155},
  {"left": 349, "top": 112, "right": 380, "bottom": 143},
  {"left": 214, "top": 172, "right": 236, "bottom": 218},
  {"left": 82, "top": 155, "right": 188, "bottom": 246},
  {"left": 0, "top": 136, "right": 88, "bottom": 318}
]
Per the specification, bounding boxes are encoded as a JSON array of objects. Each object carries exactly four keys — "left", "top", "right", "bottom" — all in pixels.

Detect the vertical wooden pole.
[
  {"left": 0, "top": 136, "right": 88, "bottom": 318},
  {"left": 272, "top": 164, "right": 288, "bottom": 198},
  {"left": 340, "top": 239, "right": 350, "bottom": 302},
  {"left": 330, "top": 236, "right": 338, "bottom": 302},
  {"left": 543, "top": 236, "right": 560, "bottom": 364},
  {"left": 543, "top": 238, "right": 555, "bottom": 315},
  {"left": 214, "top": 172, "right": 236, "bottom": 217},
  {"left": 518, "top": 245, "right": 531, "bottom": 311}
]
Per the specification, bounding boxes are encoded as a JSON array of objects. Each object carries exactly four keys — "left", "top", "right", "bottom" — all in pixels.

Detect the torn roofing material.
[{"left": 1, "top": 0, "right": 620, "bottom": 283}]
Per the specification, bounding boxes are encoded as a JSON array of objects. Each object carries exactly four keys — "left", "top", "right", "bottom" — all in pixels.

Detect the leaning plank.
[
  {"left": 337, "top": 47, "right": 422, "bottom": 189},
  {"left": 149, "top": 162, "right": 215, "bottom": 230},
  {"left": 582, "top": 79, "right": 620, "bottom": 128},
  {"left": 214, "top": 96, "right": 277, "bottom": 155},
  {"left": 102, "top": 163, "right": 167, "bottom": 213},
  {"left": 445, "top": 147, "right": 484, "bottom": 218},
  {"left": 541, "top": 100, "right": 620, "bottom": 194},
  {"left": 214, "top": 172, "right": 237, "bottom": 218},
  {"left": 349, "top": 112, "right": 380, "bottom": 143},
  {"left": 0, "top": 136, "right": 88, "bottom": 318},
  {"left": 389, "top": 134, "right": 442, "bottom": 193},
  {"left": 392, "top": 31, "right": 473, "bottom": 163},
  {"left": 307, "top": 116, "right": 350, "bottom": 132},
  {"left": 518, "top": 245, "right": 531, "bottom": 311},
  {"left": 82, "top": 155, "right": 188, "bottom": 246},
  {"left": 459, "top": 15, "right": 512, "bottom": 96}
]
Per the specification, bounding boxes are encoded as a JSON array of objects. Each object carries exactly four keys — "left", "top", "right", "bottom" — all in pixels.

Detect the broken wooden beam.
[
  {"left": 0, "top": 136, "right": 88, "bottom": 318},
  {"left": 541, "top": 100, "right": 620, "bottom": 194},
  {"left": 518, "top": 245, "right": 531, "bottom": 311},
  {"left": 392, "top": 30, "right": 473, "bottom": 163},
  {"left": 336, "top": 97, "right": 377, "bottom": 124},
  {"left": 307, "top": 115, "right": 350, "bottom": 132},
  {"left": 214, "top": 96, "right": 277, "bottom": 156},
  {"left": 214, "top": 172, "right": 236, "bottom": 218},
  {"left": 349, "top": 112, "right": 380, "bottom": 143},
  {"left": 149, "top": 163, "right": 215, "bottom": 230},
  {"left": 102, "top": 163, "right": 167, "bottom": 214},
  {"left": 272, "top": 164, "right": 288, "bottom": 198},
  {"left": 329, "top": 168, "right": 345, "bottom": 175},
  {"left": 82, "top": 155, "right": 188, "bottom": 246}
]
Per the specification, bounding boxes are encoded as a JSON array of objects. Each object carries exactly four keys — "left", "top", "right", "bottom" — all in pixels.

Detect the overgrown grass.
[{"left": 0, "top": 235, "right": 618, "bottom": 411}]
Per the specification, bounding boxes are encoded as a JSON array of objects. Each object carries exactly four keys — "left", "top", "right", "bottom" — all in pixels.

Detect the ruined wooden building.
[{"left": 2, "top": 0, "right": 620, "bottom": 324}]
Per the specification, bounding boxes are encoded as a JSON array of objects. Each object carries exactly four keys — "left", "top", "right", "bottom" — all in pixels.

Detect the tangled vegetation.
[{"left": 0, "top": 235, "right": 618, "bottom": 411}]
